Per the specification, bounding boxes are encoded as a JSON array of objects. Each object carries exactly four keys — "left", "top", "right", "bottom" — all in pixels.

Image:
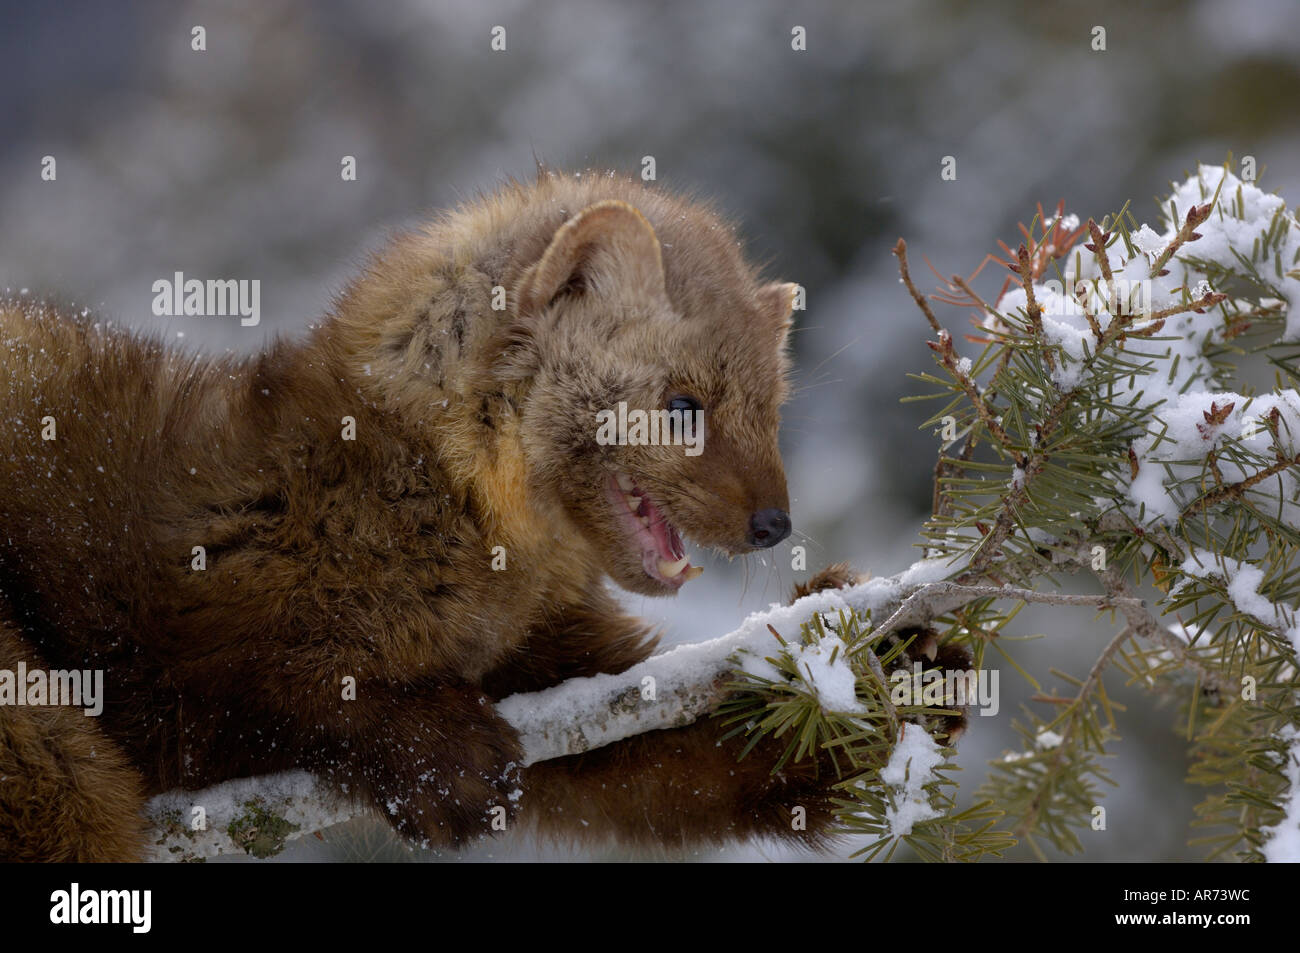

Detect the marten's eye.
[{"left": 667, "top": 395, "right": 702, "bottom": 439}]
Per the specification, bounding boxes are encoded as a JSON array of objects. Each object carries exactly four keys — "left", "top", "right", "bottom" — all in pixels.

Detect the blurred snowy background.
[{"left": 3, "top": 0, "right": 1299, "bottom": 861}]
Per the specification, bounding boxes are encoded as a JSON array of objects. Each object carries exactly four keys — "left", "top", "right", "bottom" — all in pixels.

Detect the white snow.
[
  {"left": 1126, "top": 390, "right": 1300, "bottom": 525},
  {"left": 880, "top": 723, "right": 945, "bottom": 836},
  {"left": 1261, "top": 726, "right": 1300, "bottom": 863},
  {"left": 786, "top": 634, "right": 867, "bottom": 713},
  {"left": 897, "top": 554, "right": 967, "bottom": 589},
  {"left": 1034, "top": 728, "right": 1064, "bottom": 750},
  {"left": 1166, "top": 167, "right": 1300, "bottom": 338},
  {"left": 1178, "top": 549, "right": 1300, "bottom": 654}
]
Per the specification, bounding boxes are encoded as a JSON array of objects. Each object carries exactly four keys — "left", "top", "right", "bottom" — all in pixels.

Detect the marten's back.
[{"left": 0, "top": 303, "right": 213, "bottom": 659}]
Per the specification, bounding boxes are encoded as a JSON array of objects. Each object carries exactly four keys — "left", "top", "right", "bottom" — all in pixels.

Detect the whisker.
[{"left": 805, "top": 337, "right": 860, "bottom": 378}]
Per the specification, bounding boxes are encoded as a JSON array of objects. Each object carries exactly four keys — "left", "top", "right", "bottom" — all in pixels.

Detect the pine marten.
[{"left": 0, "top": 169, "right": 853, "bottom": 861}]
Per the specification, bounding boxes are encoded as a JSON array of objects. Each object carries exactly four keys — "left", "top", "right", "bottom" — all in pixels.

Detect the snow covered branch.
[
  {"left": 146, "top": 560, "right": 1141, "bottom": 860},
  {"left": 902, "top": 163, "right": 1300, "bottom": 861}
]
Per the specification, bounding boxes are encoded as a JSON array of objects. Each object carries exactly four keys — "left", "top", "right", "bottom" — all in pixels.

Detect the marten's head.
[{"left": 503, "top": 192, "right": 796, "bottom": 596}]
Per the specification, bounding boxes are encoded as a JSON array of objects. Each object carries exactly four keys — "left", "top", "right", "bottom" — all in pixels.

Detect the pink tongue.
[{"left": 642, "top": 496, "right": 685, "bottom": 561}]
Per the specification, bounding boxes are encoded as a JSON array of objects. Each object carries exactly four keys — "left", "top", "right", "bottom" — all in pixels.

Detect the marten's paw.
[
  {"left": 481, "top": 608, "right": 660, "bottom": 700},
  {"left": 790, "top": 564, "right": 971, "bottom": 744},
  {"left": 879, "top": 631, "right": 973, "bottom": 745},
  {"left": 351, "top": 687, "right": 523, "bottom": 849},
  {"left": 791, "top": 562, "right": 868, "bottom": 602}
]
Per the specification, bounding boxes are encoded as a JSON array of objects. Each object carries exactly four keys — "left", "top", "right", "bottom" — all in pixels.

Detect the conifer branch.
[
  {"left": 144, "top": 565, "right": 1017, "bottom": 860},
  {"left": 1180, "top": 451, "right": 1300, "bottom": 519},
  {"left": 146, "top": 567, "right": 1149, "bottom": 861},
  {"left": 1096, "top": 567, "right": 1239, "bottom": 698},
  {"left": 1011, "top": 626, "right": 1133, "bottom": 841},
  {"left": 911, "top": 163, "right": 1300, "bottom": 859}
]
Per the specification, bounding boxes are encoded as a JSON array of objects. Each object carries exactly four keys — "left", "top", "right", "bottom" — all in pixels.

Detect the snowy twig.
[
  {"left": 864, "top": 582, "right": 1142, "bottom": 650},
  {"left": 1015, "top": 243, "right": 1052, "bottom": 372},
  {"left": 1180, "top": 451, "right": 1300, "bottom": 519},
  {"left": 1150, "top": 201, "right": 1212, "bottom": 278},
  {"left": 927, "top": 329, "right": 1025, "bottom": 466}
]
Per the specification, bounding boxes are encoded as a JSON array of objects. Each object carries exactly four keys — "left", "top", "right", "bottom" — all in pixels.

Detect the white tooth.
[
  {"left": 615, "top": 473, "right": 635, "bottom": 492},
  {"left": 624, "top": 493, "right": 640, "bottom": 513},
  {"left": 658, "top": 556, "right": 690, "bottom": 578},
  {"left": 682, "top": 566, "right": 704, "bottom": 581}
]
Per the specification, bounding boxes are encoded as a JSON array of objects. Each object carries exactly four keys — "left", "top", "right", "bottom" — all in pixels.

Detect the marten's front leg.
[
  {"left": 481, "top": 595, "right": 660, "bottom": 700},
  {"left": 299, "top": 676, "right": 523, "bottom": 848},
  {"left": 188, "top": 658, "right": 525, "bottom": 848}
]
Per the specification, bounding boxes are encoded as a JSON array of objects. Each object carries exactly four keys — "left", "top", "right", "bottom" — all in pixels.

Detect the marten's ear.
[
  {"left": 756, "top": 281, "right": 798, "bottom": 344},
  {"left": 515, "top": 200, "right": 666, "bottom": 316}
]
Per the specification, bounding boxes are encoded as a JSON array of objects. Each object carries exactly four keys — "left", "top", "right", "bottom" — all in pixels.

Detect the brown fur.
[
  {"left": 0, "top": 620, "right": 148, "bottom": 861},
  {"left": 0, "top": 169, "right": 839, "bottom": 861}
]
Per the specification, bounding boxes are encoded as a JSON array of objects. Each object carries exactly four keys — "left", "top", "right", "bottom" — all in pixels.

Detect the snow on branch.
[
  {"left": 1175, "top": 548, "right": 1300, "bottom": 655},
  {"left": 146, "top": 557, "right": 1139, "bottom": 861},
  {"left": 900, "top": 163, "right": 1300, "bottom": 861}
]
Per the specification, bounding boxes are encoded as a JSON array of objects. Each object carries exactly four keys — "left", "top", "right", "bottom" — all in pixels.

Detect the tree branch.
[
  {"left": 1096, "top": 566, "right": 1240, "bottom": 698},
  {"left": 145, "top": 565, "right": 1145, "bottom": 861},
  {"left": 1013, "top": 625, "right": 1135, "bottom": 840}
]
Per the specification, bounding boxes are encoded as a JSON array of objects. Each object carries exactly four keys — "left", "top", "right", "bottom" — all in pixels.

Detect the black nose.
[{"left": 749, "top": 508, "right": 791, "bottom": 548}]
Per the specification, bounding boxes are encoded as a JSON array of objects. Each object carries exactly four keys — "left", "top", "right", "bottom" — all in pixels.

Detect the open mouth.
[{"left": 607, "top": 472, "right": 703, "bottom": 588}]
